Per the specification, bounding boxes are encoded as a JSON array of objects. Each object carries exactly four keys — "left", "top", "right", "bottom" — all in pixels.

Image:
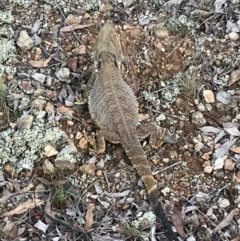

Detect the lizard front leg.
[
  {"left": 80, "top": 71, "right": 97, "bottom": 104},
  {"left": 137, "top": 123, "right": 178, "bottom": 149},
  {"left": 85, "top": 128, "right": 121, "bottom": 154}
]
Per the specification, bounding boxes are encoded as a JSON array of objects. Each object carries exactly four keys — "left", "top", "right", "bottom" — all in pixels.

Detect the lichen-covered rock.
[
  {"left": 54, "top": 145, "right": 78, "bottom": 171},
  {"left": 0, "top": 111, "right": 70, "bottom": 172},
  {"left": 191, "top": 111, "right": 206, "bottom": 126}
]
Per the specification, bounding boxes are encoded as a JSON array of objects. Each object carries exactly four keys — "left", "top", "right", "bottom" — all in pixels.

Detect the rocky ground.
[{"left": 0, "top": 0, "right": 240, "bottom": 241}]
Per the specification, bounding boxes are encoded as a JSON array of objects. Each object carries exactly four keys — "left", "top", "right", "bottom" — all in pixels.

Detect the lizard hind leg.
[
  {"left": 137, "top": 123, "right": 166, "bottom": 149},
  {"left": 85, "top": 128, "right": 121, "bottom": 154}
]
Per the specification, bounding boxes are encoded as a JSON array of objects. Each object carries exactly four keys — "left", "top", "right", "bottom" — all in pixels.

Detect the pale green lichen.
[
  {"left": 0, "top": 25, "right": 14, "bottom": 38},
  {"left": 0, "top": 76, "right": 6, "bottom": 104},
  {"left": 8, "top": 0, "right": 35, "bottom": 7},
  {"left": 55, "top": 145, "right": 77, "bottom": 164},
  {"left": 132, "top": 211, "right": 156, "bottom": 229},
  {"left": 81, "top": 0, "right": 100, "bottom": 11},
  {"left": 18, "top": 97, "right": 31, "bottom": 110},
  {"left": 0, "top": 10, "right": 13, "bottom": 24},
  {"left": 130, "top": 212, "right": 156, "bottom": 241},
  {"left": 0, "top": 39, "right": 16, "bottom": 64},
  {"left": 0, "top": 111, "right": 70, "bottom": 172}
]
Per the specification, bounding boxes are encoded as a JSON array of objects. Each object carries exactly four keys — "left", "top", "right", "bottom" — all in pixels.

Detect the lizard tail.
[{"left": 126, "top": 144, "right": 179, "bottom": 241}]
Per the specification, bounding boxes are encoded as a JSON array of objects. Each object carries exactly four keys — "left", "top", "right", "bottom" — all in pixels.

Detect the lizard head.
[{"left": 95, "top": 21, "right": 123, "bottom": 67}]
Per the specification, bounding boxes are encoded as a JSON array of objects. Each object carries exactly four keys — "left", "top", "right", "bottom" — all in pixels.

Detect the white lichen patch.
[
  {"left": 0, "top": 9, "right": 14, "bottom": 24},
  {"left": 0, "top": 111, "right": 72, "bottom": 172},
  {"left": 132, "top": 211, "right": 156, "bottom": 228},
  {"left": 8, "top": 0, "right": 35, "bottom": 7},
  {"left": 55, "top": 145, "right": 77, "bottom": 164},
  {"left": 81, "top": 0, "right": 100, "bottom": 11},
  {"left": 130, "top": 211, "right": 156, "bottom": 241},
  {"left": 0, "top": 39, "right": 16, "bottom": 64}
]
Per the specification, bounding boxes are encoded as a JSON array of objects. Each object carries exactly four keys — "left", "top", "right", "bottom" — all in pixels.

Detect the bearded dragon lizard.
[{"left": 88, "top": 21, "right": 179, "bottom": 241}]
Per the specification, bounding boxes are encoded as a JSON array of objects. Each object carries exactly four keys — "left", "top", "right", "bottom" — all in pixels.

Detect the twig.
[
  {"left": 152, "top": 161, "right": 182, "bottom": 175},
  {"left": 145, "top": 106, "right": 188, "bottom": 121},
  {"left": 53, "top": 0, "right": 91, "bottom": 57}
]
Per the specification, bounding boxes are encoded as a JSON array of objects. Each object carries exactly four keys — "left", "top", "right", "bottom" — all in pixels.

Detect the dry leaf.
[
  {"left": 213, "top": 209, "right": 235, "bottom": 234},
  {"left": 84, "top": 203, "right": 94, "bottom": 229},
  {"left": 58, "top": 105, "right": 72, "bottom": 113},
  {"left": 72, "top": 45, "right": 86, "bottom": 55},
  {"left": 29, "top": 55, "right": 53, "bottom": 68},
  {"left": 44, "top": 200, "right": 52, "bottom": 225},
  {"left": 2, "top": 199, "right": 44, "bottom": 217},
  {"left": 231, "top": 147, "right": 240, "bottom": 153},
  {"left": 228, "top": 69, "right": 240, "bottom": 86},
  {"left": 171, "top": 204, "right": 186, "bottom": 238},
  {"left": 231, "top": 234, "right": 240, "bottom": 241},
  {"left": 60, "top": 24, "right": 90, "bottom": 32}
]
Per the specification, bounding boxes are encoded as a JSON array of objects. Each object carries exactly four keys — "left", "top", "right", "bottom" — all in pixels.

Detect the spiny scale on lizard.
[{"left": 87, "top": 20, "right": 179, "bottom": 241}]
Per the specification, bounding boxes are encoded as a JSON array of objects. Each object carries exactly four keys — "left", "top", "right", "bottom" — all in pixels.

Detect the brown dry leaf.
[
  {"left": 2, "top": 199, "right": 44, "bottom": 217},
  {"left": 72, "top": 45, "right": 86, "bottom": 55},
  {"left": 29, "top": 55, "right": 53, "bottom": 68},
  {"left": 231, "top": 147, "right": 240, "bottom": 154},
  {"left": 67, "top": 57, "right": 78, "bottom": 71},
  {"left": 213, "top": 209, "right": 235, "bottom": 234},
  {"left": 58, "top": 105, "right": 72, "bottom": 113},
  {"left": 171, "top": 204, "right": 186, "bottom": 238},
  {"left": 231, "top": 234, "right": 240, "bottom": 241},
  {"left": 44, "top": 200, "right": 52, "bottom": 225},
  {"left": 60, "top": 24, "right": 90, "bottom": 32},
  {"left": 228, "top": 69, "right": 240, "bottom": 86},
  {"left": 84, "top": 203, "right": 95, "bottom": 229},
  {"left": 58, "top": 105, "right": 74, "bottom": 118}
]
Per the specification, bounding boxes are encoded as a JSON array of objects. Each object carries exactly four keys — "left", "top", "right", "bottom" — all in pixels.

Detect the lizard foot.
[{"left": 137, "top": 123, "right": 166, "bottom": 149}]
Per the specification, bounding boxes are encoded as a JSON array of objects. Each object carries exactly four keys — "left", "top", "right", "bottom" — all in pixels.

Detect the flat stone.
[{"left": 203, "top": 90, "right": 215, "bottom": 103}]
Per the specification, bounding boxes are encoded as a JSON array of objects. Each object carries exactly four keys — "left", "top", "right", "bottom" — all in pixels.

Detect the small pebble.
[
  {"left": 228, "top": 32, "right": 239, "bottom": 41},
  {"left": 44, "top": 145, "right": 58, "bottom": 157},
  {"left": 204, "top": 165, "right": 213, "bottom": 173},
  {"left": 203, "top": 90, "right": 215, "bottom": 103},
  {"left": 214, "top": 157, "right": 224, "bottom": 170},
  {"left": 217, "top": 197, "right": 230, "bottom": 208},
  {"left": 224, "top": 159, "right": 235, "bottom": 171}
]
